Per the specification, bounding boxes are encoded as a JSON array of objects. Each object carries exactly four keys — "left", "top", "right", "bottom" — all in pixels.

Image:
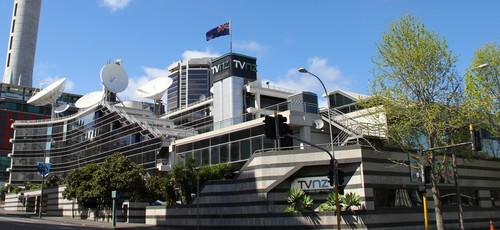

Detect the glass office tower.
[{"left": 166, "top": 57, "right": 212, "bottom": 112}]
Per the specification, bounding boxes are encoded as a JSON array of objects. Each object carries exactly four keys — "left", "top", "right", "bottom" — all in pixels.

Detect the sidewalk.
[{"left": 0, "top": 208, "right": 159, "bottom": 229}]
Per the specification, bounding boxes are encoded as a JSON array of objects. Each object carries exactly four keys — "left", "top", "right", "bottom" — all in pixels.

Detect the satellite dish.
[
  {"left": 135, "top": 77, "right": 173, "bottom": 100},
  {"left": 27, "top": 78, "right": 66, "bottom": 106},
  {"left": 54, "top": 103, "right": 70, "bottom": 114},
  {"left": 75, "top": 91, "right": 104, "bottom": 109},
  {"left": 313, "top": 119, "right": 324, "bottom": 129},
  {"left": 100, "top": 61, "right": 128, "bottom": 93}
]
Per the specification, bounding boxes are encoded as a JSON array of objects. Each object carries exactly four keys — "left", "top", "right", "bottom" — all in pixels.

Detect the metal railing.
[{"left": 321, "top": 107, "right": 386, "bottom": 138}]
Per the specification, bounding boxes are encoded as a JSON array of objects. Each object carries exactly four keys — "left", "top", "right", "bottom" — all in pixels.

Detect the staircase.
[{"left": 321, "top": 107, "right": 386, "bottom": 146}]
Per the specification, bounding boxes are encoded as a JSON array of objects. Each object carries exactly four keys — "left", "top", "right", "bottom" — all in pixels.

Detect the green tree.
[
  {"left": 168, "top": 159, "right": 233, "bottom": 205},
  {"left": 466, "top": 43, "right": 500, "bottom": 138},
  {"left": 92, "top": 153, "right": 146, "bottom": 207},
  {"left": 63, "top": 153, "right": 146, "bottom": 209},
  {"left": 163, "top": 172, "right": 177, "bottom": 205},
  {"left": 370, "top": 14, "right": 464, "bottom": 230},
  {"left": 197, "top": 162, "right": 232, "bottom": 183},
  {"left": 172, "top": 157, "right": 197, "bottom": 204},
  {"left": 144, "top": 175, "right": 168, "bottom": 203},
  {"left": 63, "top": 163, "right": 100, "bottom": 208},
  {"left": 44, "top": 174, "right": 63, "bottom": 188}
]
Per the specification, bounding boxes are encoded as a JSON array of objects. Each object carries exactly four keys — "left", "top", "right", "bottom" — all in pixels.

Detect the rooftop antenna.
[
  {"left": 53, "top": 103, "right": 70, "bottom": 117},
  {"left": 27, "top": 78, "right": 66, "bottom": 119},
  {"left": 75, "top": 91, "right": 104, "bottom": 109},
  {"left": 135, "top": 77, "right": 173, "bottom": 115},
  {"left": 100, "top": 59, "right": 128, "bottom": 104}
]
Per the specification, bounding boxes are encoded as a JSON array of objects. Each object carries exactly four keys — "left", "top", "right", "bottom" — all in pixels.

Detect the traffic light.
[
  {"left": 337, "top": 168, "right": 345, "bottom": 195},
  {"left": 327, "top": 169, "right": 334, "bottom": 186},
  {"left": 423, "top": 166, "right": 432, "bottom": 184},
  {"left": 470, "top": 124, "right": 482, "bottom": 151},
  {"left": 263, "top": 115, "right": 276, "bottom": 139},
  {"left": 277, "top": 114, "right": 292, "bottom": 137}
]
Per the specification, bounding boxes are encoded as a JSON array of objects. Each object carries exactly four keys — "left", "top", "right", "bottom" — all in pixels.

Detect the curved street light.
[
  {"left": 298, "top": 67, "right": 341, "bottom": 230},
  {"left": 298, "top": 67, "right": 335, "bottom": 157}
]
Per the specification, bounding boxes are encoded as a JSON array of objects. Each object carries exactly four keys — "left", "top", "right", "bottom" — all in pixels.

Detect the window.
[
  {"left": 374, "top": 188, "right": 422, "bottom": 208},
  {"left": 220, "top": 144, "right": 229, "bottom": 163},
  {"left": 230, "top": 142, "right": 240, "bottom": 161},
  {"left": 440, "top": 190, "right": 478, "bottom": 206},
  {"left": 210, "top": 146, "right": 219, "bottom": 164},
  {"left": 491, "top": 190, "right": 499, "bottom": 207}
]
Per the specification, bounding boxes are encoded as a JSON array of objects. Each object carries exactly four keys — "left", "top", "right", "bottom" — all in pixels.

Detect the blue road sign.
[{"left": 36, "top": 162, "right": 51, "bottom": 177}]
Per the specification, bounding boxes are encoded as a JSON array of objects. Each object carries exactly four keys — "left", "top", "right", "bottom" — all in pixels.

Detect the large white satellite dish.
[
  {"left": 27, "top": 78, "right": 66, "bottom": 106},
  {"left": 100, "top": 61, "right": 128, "bottom": 93},
  {"left": 54, "top": 103, "right": 70, "bottom": 114},
  {"left": 135, "top": 77, "right": 173, "bottom": 100},
  {"left": 75, "top": 91, "right": 104, "bottom": 109},
  {"left": 313, "top": 119, "right": 325, "bottom": 129}
]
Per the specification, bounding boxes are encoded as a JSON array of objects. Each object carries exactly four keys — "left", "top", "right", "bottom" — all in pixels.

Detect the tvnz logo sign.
[
  {"left": 291, "top": 176, "right": 333, "bottom": 192},
  {"left": 210, "top": 59, "right": 257, "bottom": 74},
  {"left": 210, "top": 54, "right": 257, "bottom": 83}
]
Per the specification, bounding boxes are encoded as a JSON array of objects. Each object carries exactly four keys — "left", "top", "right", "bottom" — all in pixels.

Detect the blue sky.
[{"left": 0, "top": 0, "right": 499, "bottom": 105}]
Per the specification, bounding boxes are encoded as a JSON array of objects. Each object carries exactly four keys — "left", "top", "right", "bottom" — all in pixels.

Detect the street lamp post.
[
  {"left": 298, "top": 68, "right": 335, "bottom": 156},
  {"left": 452, "top": 62, "right": 490, "bottom": 230},
  {"left": 298, "top": 67, "right": 341, "bottom": 230}
]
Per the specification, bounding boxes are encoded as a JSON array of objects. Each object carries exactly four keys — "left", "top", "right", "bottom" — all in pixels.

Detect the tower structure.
[
  {"left": 166, "top": 57, "right": 212, "bottom": 112},
  {"left": 3, "top": 0, "right": 42, "bottom": 87}
]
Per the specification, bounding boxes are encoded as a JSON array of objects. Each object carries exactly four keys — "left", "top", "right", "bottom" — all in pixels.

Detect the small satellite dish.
[
  {"left": 75, "top": 91, "right": 104, "bottom": 108},
  {"left": 54, "top": 103, "right": 70, "bottom": 114},
  {"left": 100, "top": 61, "right": 128, "bottom": 93},
  {"left": 27, "top": 78, "right": 66, "bottom": 106},
  {"left": 313, "top": 119, "right": 324, "bottom": 129},
  {"left": 135, "top": 77, "right": 173, "bottom": 100}
]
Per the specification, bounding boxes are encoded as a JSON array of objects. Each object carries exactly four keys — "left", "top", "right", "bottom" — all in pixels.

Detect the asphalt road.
[
  {"left": 0, "top": 210, "right": 165, "bottom": 229},
  {"left": 0, "top": 215, "right": 97, "bottom": 230}
]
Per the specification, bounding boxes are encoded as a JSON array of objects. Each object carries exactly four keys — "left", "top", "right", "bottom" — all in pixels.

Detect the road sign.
[{"left": 36, "top": 162, "right": 51, "bottom": 177}]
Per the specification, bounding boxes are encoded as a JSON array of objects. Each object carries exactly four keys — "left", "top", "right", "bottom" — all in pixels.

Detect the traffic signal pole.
[
  {"left": 274, "top": 112, "right": 280, "bottom": 150},
  {"left": 264, "top": 115, "right": 341, "bottom": 229},
  {"left": 418, "top": 124, "right": 481, "bottom": 230},
  {"left": 284, "top": 134, "right": 340, "bottom": 229},
  {"left": 333, "top": 160, "right": 341, "bottom": 230}
]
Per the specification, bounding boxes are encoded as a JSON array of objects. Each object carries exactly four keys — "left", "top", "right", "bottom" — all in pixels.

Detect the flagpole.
[{"left": 229, "top": 19, "right": 232, "bottom": 53}]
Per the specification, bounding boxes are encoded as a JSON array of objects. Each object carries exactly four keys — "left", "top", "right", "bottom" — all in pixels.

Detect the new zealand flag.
[{"left": 206, "top": 22, "right": 230, "bottom": 41}]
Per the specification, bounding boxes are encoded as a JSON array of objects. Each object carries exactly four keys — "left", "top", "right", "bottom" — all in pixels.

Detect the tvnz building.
[{"left": 7, "top": 53, "right": 500, "bottom": 229}]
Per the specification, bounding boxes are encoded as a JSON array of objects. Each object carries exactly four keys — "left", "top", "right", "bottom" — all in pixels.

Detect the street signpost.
[
  {"left": 36, "top": 162, "right": 51, "bottom": 218},
  {"left": 36, "top": 162, "right": 51, "bottom": 177}
]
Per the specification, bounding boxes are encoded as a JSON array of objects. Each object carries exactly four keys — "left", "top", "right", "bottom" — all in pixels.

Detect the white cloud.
[
  {"left": 118, "top": 66, "right": 170, "bottom": 102},
  {"left": 119, "top": 48, "right": 221, "bottom": 102},
  {"left": 263, "top": 57, "right": 349, "bottom": 107},
  {"left": 36, "top": 76, "right": 75, "bottom": 95},
  {"left": 283, "top": 37, "right": 294, "bottom": 45},
  {"left": 181, "top": 48, "right": 220, "bottom": 60},
  {"left": 234, "top": 40, "right": 267, "bottom": 56},
  {"left": 100, "top": 0, "right": 132, "bottom": 12}
]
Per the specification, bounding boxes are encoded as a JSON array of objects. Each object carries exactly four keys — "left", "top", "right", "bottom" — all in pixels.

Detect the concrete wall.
[
  {"left": 4, "top": 145, "right": 500, "bottom": 229},
  {"left": 145, "top": 145, "right": 500, "bottom": 229},
  {"left": 4, "top": 185, "right": 140, "bottom": 223}
]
